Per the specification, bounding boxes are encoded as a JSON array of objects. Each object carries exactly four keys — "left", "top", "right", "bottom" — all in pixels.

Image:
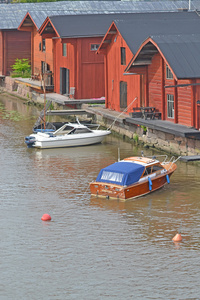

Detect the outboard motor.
[{"left": 25, "top": 136, "right": 36, "bottom": 148}]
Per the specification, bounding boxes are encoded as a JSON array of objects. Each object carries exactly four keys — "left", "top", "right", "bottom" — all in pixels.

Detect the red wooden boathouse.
[
  {"left": 98, "top": 11, "right": 200, "bottom": 129},
  {"left": 39, "top": 14, "right": 140, "bottom": 99},
  {"left": 127, "top": 34, "right": 200, "bottom": 129},
  {"left": 18, "top": 12, "right": 54, "bottom": 84}
]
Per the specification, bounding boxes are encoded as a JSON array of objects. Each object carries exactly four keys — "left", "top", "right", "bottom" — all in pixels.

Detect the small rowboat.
[{"left": 90, "top": 155, "right": 178, "bottom": 201}]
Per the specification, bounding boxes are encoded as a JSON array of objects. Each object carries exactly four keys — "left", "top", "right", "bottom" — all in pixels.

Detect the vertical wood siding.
[
  {"left": 194, "top": 79, "right": 200, "bottom": 129},
  {"left": 175, "top": 79, "right": 192, "bottom": 126},
  {"left": 5, "top": 30, "right": 31, "bottom": 75},
  {"left": 33, "top": 29, "right": 53, "bottom": 75},
  {"left": 54, "top": 37, "right": 104, "bottom": 99},
  {"left": 80, "top": 38, "right": 104, "bottom": 99},
  {"left": 54, "top": 39, "right": 76, "bottom": 96},
  {"left": 148, "top": 54, "right": 162, "bottom": 112},
  {"left": 0, "top": 31, "right": 3, "bottom": 75},
  {"left": 130, "top": 51, "right": 198, "bottom": 128},
  {"left": 105, "top": 33, "right": 140, "bottom": 112}
]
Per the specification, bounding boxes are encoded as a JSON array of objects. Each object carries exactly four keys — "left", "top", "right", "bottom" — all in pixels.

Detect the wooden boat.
[{"left": 90, "top": 155, "right": 178, "bottom": 201}]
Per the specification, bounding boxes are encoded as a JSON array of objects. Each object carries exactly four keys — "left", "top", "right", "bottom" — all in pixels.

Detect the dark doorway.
[
  {"left": 60, "top": 67, "right": 69, "bottom": 95},
  {"left": 197, "top": 105, "right": 200, "bottom": 130},
  {"left": 120, "top": 81, "right": 127, "bottom": 109}
]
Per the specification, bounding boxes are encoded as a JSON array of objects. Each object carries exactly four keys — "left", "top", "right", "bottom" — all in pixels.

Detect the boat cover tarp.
[{"left": 96, "top": 161, "right": 145, "bottom": 186}]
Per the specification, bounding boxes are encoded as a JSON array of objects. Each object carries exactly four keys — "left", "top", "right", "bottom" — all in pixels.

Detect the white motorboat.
[{"left": 25, "top": 121, "right": 111, "bottom": 149}]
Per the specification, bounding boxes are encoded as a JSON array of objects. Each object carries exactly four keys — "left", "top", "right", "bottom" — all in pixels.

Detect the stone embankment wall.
[
  {"left": 1, "top": 76, "right": 200, "bottom": 156},
  {"left": 0, "top": 76, "right": 44, "bottom": 104},
  {"left": 92, "top": 110, "right": 200, "bottom": 157}
]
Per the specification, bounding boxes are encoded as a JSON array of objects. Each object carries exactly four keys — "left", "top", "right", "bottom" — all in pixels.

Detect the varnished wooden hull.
[{"left": 90, "top": 162, "right": 177, "bottom": 201}]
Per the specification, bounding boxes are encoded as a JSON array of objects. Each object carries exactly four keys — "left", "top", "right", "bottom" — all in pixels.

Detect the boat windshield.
[
  {"left": 142, "top": 164, "right": 164, "bottom": 176},
  {"left": 68, "top": 127, "right": 93, "bottom": 134}
]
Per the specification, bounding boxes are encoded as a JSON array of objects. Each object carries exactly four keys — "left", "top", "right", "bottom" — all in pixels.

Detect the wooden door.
[
  {"left": 197, "top": 105, "right": 200, "bottom": 130},
  {"left": 60, "top": 67, "right": 69, "bottom": 95},
  {"left": 140, "top": 74, "right": 145, "bottom": 107},
  {"left": 120, "top": 81, "right": 127, "bottom": 109}
]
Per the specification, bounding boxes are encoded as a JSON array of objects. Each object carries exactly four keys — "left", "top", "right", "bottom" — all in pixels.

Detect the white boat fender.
[
  {"left": 148, "top": 177, "right": 152, "bottom": 191},
  {"left": 166, "top": 174, "right": 170, "bottom": 184}
]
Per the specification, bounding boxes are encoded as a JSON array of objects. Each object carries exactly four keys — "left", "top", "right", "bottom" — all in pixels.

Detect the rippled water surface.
[{"left": 0, "top": 94, "right": 200, "bottom": 299}]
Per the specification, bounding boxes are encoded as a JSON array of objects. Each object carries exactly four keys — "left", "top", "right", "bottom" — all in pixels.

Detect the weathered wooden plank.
[
  {"left": 180, "top": 156, "right": 200, "bottom": 162},
  {"left": 46, "top": 109, "right": 93, "bottom": 116}
]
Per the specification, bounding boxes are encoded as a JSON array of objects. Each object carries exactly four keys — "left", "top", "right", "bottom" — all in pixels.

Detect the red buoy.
[
  {"left": 172, "top": 233, "right": 182, "bottom": 242},
  {"left": 41, "top": 214, "right": 51, "bottom": 221}
]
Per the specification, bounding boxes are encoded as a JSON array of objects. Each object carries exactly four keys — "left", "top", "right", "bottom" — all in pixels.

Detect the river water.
[{"left": 0, "top": 94, "right": 200, "bottom": 300}]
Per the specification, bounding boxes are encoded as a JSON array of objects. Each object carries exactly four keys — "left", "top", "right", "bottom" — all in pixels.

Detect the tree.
[{"left": 11, "top": 58, "right": 31, "bottom": 78}]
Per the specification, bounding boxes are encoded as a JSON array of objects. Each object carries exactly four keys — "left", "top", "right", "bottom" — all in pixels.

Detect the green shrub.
[
  {"left": 133, "top": 133, "right": 139, "bottom": 143},
  {"left": 11, "top": 58, "right": 31, "bottom": 78}
]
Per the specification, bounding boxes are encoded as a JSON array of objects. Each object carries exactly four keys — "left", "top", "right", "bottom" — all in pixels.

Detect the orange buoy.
[
  {"left": 172, "top": 233, "right": 182, "bottom": 242},
  {"left": 41, "top": 214, "right": 51, "bottom": 221}
]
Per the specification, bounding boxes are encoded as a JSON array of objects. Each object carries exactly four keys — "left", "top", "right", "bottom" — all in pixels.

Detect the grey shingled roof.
[
  {"left": 1, "top": 0, "right": 200, "bottom": 30},
  {"left": 49, "top": 11, "right": 200, "bottom": 39},
  {"left": 113, "top": 11, "right": 200, "bottom": 54},
  {"left": 48, "top": 13, "right": 138, "bottom": 38},
  {"left": 151, "top": 34, "right": 200, "bottom": 79}
]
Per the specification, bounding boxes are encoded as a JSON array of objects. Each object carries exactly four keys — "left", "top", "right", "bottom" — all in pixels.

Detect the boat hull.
[
  {"left": 32, "top": 130, "right": 110, "bottom": 149},
  {"left": 90, "top": 162, "right": 177, "bottom": 201}
]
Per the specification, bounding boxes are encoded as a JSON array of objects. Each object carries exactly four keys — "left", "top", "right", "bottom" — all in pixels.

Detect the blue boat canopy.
[{"left": 96, "top": 161, "right": 145, "bottom": 186}]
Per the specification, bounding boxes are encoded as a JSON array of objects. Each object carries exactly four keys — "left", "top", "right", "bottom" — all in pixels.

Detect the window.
[
  {"left": 39, "top": 42, "right": 41, "bottom": 51},
  {"left": 166, "top": 64, "right": 173, "bottom": 79},
  {"left": 101, "top": 171, "right": 124, "bottom": 183},
  {"left": 167, "top": 94, "right": 174, "bottom": 118},
  {"left": 121, "top": 47, "right": 126, "bottom": 65},
  {"left": 41, "top": 61, "right": 49, "bottom": 75},
  {"left": 91, "top": 44, "right": 99, "bottom": 51},
  {"left": 42, "top": 39, "right": 46, "bottom": 52},
  {"left": 62, "top": 43, "right": 67, "bottom": 57}
]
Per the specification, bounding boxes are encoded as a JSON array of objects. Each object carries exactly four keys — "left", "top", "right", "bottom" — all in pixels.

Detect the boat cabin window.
[
  {"left": 152, "top": 165, "right": 163, "bottom": 172},
  {"left": 143, "top": 167, "right": 152, "bottom": 176},
  {"left": 143, "top": 164, "right": 163, "bottom": 176},
  {"left": 62, "top": 126, "right": 74, "bottom": 132},
  {"left": 69, "top": 128, "right": 92, "bottom": 134}
]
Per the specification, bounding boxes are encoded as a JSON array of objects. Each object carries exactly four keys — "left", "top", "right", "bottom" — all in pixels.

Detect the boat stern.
[
  {"left": 25, "top": 135, "right": 36, "bottom": 148},
  {"left": 90, "top": 181, "right": 125, "bottom": 200}
]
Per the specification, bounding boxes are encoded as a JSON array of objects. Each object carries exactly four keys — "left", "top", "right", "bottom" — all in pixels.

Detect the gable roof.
[
  {"left": 131, "top": 34, "right": 200, "bottom": 80},
  {"left": 1, "top": 0, "right": 200, "bottom": 30},
  {"left": 41, "top": 13, "right": 142, "bottom": 38},
  {"left": 111, "top": 11, "right": 200, "bottom": 55}
]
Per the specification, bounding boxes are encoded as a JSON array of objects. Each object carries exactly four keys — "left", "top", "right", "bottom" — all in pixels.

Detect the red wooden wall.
[
  {"left": 0, "top": 31, "right": 3, "bottom": 75},
  {"left": 32, "top": 28, "right": 53, "bottom": 75},
  {"left": 194, "top": 79, "right": 200, "bottom": 129},
  {"left": 53, "top": 38, "right": 75, "bottom": 94},
  {"left": 148, "top": 54, "right": 163, "bottom": 112},
  {"left": 53, "top": 37, "right": 104, "bottom": 99},
  {"left": 148, "top": 53, "right": 193, "bottom": 127},
  {"left": 105, "top": 32, "right": 140, "bottom": 113},
  {"left": 130, "top": 52, "right": 199, "bottom": 128},
  {"left": 0, "top": 30, "right": 31, "bottom": 76}
]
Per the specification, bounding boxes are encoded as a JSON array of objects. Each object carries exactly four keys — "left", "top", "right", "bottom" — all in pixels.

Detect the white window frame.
[
  {"left": 91, "top": 44, "right": 99, "bottom": 51},
  {"left": 167, "top": 94, "right": 174, "bottom": 118},
  {"left": 121, "top": 47, "right": 126, "bottom": 65},
  {"left": 166, "top": 64, "right": 173, "bottom": 79},
  {"left": 62, "top": 43, "right": 67, "bottom": 57},
  {"left": 42, "top": 39, "right": 46, "bottom": 52}
]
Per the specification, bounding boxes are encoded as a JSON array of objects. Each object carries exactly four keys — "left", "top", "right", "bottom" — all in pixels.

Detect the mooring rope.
[{"left": 108, "top": 97, "right": 137, "bottom": 131}]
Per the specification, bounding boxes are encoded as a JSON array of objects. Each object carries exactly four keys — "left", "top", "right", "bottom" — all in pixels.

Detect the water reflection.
[{"left": 1, "top": 93, "right": 200, "bottom": 299}]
